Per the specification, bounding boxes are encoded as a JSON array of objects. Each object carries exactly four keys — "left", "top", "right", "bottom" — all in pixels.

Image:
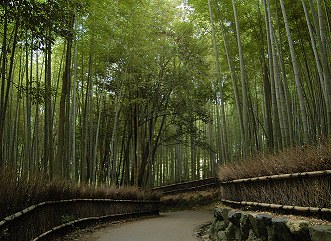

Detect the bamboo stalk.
[
  {"left": 221, "top": 199, "right": 331, "bottom": 214},
  {"left": 221, "top": 170, "right": 331, "bottom": 184}
]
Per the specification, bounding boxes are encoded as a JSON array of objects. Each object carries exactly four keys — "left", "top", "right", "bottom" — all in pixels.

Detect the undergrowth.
[
  {"left": 219, "top": 141, "right": 331, "bottom": 181},
  {"left": 0, "top": 169, "right": 160, "bottom": 220},
  {"left": 161, "top": 187, "right": 220, "bottom": 211},
  {"left": 218, "top": 141, "right": 331, "bottom": 212}
]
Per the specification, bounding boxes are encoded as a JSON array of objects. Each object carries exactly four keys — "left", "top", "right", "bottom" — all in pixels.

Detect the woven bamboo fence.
[
  {"left": 0, "top": 199, "right": 160, "bottom": 241},
  {"left": 220, "top": 170, "right": 331, "bottom": 218},
  {"left": 153, "top": 177, "right": 219, "bottom": 194}
]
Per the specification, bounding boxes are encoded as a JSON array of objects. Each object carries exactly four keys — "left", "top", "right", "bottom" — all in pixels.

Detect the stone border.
[{"left": 209, "top": 207, "right": 331, "bottom": 241}]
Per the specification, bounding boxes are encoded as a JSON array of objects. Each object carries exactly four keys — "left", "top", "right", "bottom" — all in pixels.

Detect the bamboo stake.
[
  {"left": 221, "top": 199, "right": 331, "bottom": 214},
  {"left": 221, "top": 170, "right": 331, "bottom": 184}
]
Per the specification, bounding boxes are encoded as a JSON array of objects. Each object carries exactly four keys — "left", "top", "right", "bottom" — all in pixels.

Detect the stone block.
[
  {"left": 214, "top": 208, "right": 224, "bottom": 221},
  {"left": 228, "top": 211, "right": 242, "bottom": 228},
  {"left": 310, "top": 225, "right": 331, "bottom": 241},
  {"left": 225, "top": 222, "right": 238, "bottom": 241},
  {"left": 266, "top": 226, "right": 276, "bottom": 241},
  {"left": 248, "top": 213, "right": 259, "bottom": 237},
  {"left": 272, "top": 218, "right": 293, "bottom": 241},
  {"left": 287, "top": 220, "right": 311, "bottom": 241},
  {"left": 217, "top": 230, "right": 227, "bottom": 241},
  {"left": 256, "top": 214, "right": 272, "bottom": 241},
  {"left": 209, "top": 219, "right": 219, "bottom": 236},
  {"left": 214, "top": 220, "right": 228, "bottom": 232},
  {"left": 240, "top": 213, "right": 251, "bottom": 240},
  {"left": 247, "top": 229, "right": 263, "bottom": 241},
  {"left": 221, "top": 208, "right": 231, "bottom": 225}
]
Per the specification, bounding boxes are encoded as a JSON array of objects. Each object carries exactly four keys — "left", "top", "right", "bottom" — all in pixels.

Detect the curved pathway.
[{"left": 80, "top": 210, "right": 212, "bottom": 241}]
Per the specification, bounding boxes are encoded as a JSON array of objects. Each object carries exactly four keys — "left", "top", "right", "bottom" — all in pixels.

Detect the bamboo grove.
[{"left": 0, "top": 0, "right": 330, "bottom": 187}]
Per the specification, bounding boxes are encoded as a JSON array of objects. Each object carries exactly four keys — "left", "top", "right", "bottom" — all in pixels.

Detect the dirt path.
[{"left": 77, "top": 210, "right": 212, "bottom": 241}]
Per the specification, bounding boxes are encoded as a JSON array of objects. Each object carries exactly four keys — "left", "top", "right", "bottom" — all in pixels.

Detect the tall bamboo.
[
  {"left": 317, "top": 0, "right": 331, "bottom": 137},
  {"left": 215, "top": 0, "right": 245, "bottom": 156},
  {"left": 279, "top": 0, "right": 309, "bottom": 144},
  {"left": 232, "top": 0, "right": 249, "bottom": 156},
  {"left": 208, "top": 0, "right": 228, "bottom": 163}
]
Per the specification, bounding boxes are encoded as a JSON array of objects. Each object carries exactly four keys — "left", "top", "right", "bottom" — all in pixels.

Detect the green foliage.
[{"left": 1, "top": 0, "right": 330, "bottom": 187}]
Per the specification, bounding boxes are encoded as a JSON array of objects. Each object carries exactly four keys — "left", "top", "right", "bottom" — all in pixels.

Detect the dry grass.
[
  {"left": 218, "top": 141, "right": 331, "bottom": 215},
  {"left": 220, "top": 176, "right": 331, "bottom": 209},
  {"left": 0, "top": 169, "right": 160, "bottom": 220},
  {"left": 160, "top": 187, "right": 220, "bottom": 210},
  {"left": 218, "top": 141, "right": 331, "bottom": 182}
]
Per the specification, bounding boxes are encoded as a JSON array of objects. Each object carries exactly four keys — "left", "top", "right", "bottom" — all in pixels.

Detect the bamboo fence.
[
  {"left": 0, "top": 199, "right": 160, "bottom": 241},
  {"left": 153, "top": 177, "right": 219, "bottom": 194},
  {"left": 220, "top": 170, "right": 331, "bottom": 218},
  {"left": 220, "top": 170, "right": 331, "bottom": 184}
]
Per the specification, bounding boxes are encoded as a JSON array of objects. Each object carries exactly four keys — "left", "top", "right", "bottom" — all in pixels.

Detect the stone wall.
[{"left": 208, "top": 207, "right": 331, "bottom": 241}]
